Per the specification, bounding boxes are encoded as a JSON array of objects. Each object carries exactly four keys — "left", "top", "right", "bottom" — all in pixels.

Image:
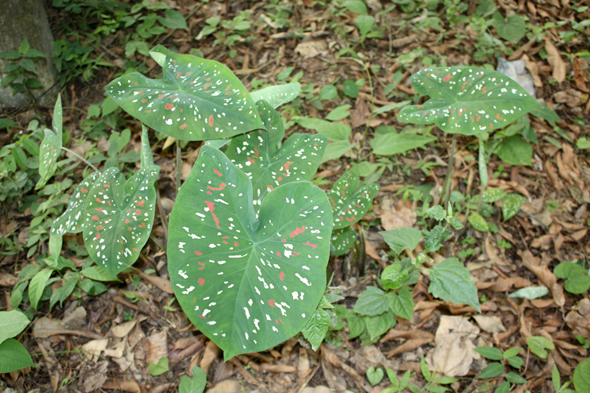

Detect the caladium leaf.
[
  {"left": 36, "top": 94, "right": 63, "bottom": 189},
  {"left": 331, "top": 228, "right": 357, "bottom": 256},
  {"left": 326, "top": 170, "right": 379, "bottom": 230},
  {"left": 168, "top": 146, "right": 332, "bottom": 360},
  {"left": 106, "top": 46, "right": 264, "bottom": 141},
  {"left": 250, "top": 83, "right": 300, "bottom": 109},
  {"left": 52, "top": 171, "right": 102, "bottom": 235},
  {"left": 140, "top": 124, "right": 154, "bottom": 167},
  {"left": 83, "top": 165, "right": 160, "bottom": 277},
  {"left": 399, "top": 67, "right": 540, "bottom": 135},
  {"left": 225, "top": 100, "right": 327, "bottom": 209}
]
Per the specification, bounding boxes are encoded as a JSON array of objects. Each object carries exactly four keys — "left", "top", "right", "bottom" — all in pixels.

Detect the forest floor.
[{"left": 1, "top": 0, "right": 590, "bottom": 392}]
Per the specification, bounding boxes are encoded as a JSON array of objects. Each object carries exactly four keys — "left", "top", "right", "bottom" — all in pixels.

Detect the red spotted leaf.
[
  {"left": 398, "top": 67, "right": 540, "bottom": 135},
  {"left": 326, "top": 170, "right": 379, "bottom": 230},
  {"left": 52, "top": 171, "right": 101, "bottom": 235},
  {"left": 225, "top": 100, "right": 327, "bottom": 209},
  {"left": 106, "top": 46, "right": 264, "bottom": 141},
  {"left": 36, "top": 94, "right": 63, "bottom": 189},
  {"left": 83, "top": 165, "right": 160, "bottom": 276},
  {"left": 168, "top": 146, "right": 332, "bottom": 360}
]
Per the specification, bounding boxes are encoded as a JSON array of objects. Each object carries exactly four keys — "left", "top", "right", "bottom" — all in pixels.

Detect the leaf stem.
[
  {"left": 60, "top": 147, "right": 99, "bottom": 172},
  {"left": 176, "top": 139, "right": 182, "bottom": 194},
  {"left": 441, "top": 134, "right": 456, "bottom": 210}
]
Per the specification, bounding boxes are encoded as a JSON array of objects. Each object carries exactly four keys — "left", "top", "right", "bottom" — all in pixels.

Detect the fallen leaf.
[
  {"left": 472, "top": 315, "right": 506, "bottom": 333},
  {"left": 200, "top": 340, "right": 221, "bottom": 373},
  {"left": 295, "top": 39, "right": 328, "bottom": 59},
  {"left": 429, "top": 316, "right": 480, "bottom": 377},
  {"left": 102, "top": 379, "right": 141, "bottom": 393},
  {"left": 80, "top": 361, "right": 108, "bottom": 393},
  {"left": 111, "top": 321, "right": 136, "bottom": 338},
  {"left": 146, "top": 329, "right": 168, "bottom": 365},
  {"left": 545, "top": 38, "right": 566, "bottom": 83},
  {"left": 81, "top": 339, "right": 108, "bottom": 361},
  {"left": 104, "top": 339, "right": 126, "bottom": 358}
]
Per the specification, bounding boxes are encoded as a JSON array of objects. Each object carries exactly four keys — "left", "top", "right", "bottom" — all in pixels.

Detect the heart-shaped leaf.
[
  {"left": 327, "top": 170, "right": 379, "bottom": 230},
  {"left": 225, "top": 100, "right": 327, "bottom": 209},
  {"left": 399, "top": 67, "right": 540, "bottom": 135},
  {"left": 168, "top": 146, "right": 332, "bottom": 360},
  {"left": 331, "top": 228, "right": 357, "bottom": 256},
  {"left": 428, "top": 258, "right": 481, "bottom": 312},
  {"left": 367, "top": 367, "right": 384, "bottom": 386},
  {"left": 250, "top": 83, "right": 300, "bottom": 108},
  {"left": 36, "top": 94, "right": 63, "bottom": 189},
  {"left": 149, "top": 356, "right": 169, "bottom": 376},
  {"left": 83, "top": 165, "right": 159, "bottom": 276},
  {"left": 502, "top": 193, "right": 527, "bottom": 221},
  {"left": 179, "top": 366, "right": 207, "bottom": 393},
  {"left": 52, "top": 172, "right": 101, "bottom": 235},
  {"left": 106, "top": 46, "right": 264, "bottom": 141}
]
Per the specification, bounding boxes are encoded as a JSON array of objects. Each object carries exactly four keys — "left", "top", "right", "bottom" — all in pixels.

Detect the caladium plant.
[
  {"left": 168, "top": 146, "right": 332, "bottom": 360},
  {"left": 106, "top": 46, "right": 264, "bottom": 141},
  {"left": 36, "top": 94, "right": 63, "bottom": 189},
  {"left": 398, "top": 66, "right": 540, "bottom": 135},
  {"left": 326, "top": 170, "right": 379, "bottom": 255},
  {"left": 225, "top": 99, "right": 327, "bottom": 209},
  {"left": 51, "top": 126, "right": 160, "bottom": 277}
]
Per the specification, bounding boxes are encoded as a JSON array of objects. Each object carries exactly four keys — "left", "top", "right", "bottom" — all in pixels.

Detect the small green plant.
[
  {"left": 149, "top": 356, "right": 169, "bottom": 376},
  {"left": 179, "top": 366, "right": 207, "bottom": 393},
  {"left": 553, "top": 261, "right": 590, "bottom": 294},
  {"left": 0, "top": 310, "right": 35, "bottom": 373},
  {"left": 475, "top": 345, "right": 526, "bottom": 391},
  {"left": 0, "top": 39, "right": 47, "bottom": 101}
]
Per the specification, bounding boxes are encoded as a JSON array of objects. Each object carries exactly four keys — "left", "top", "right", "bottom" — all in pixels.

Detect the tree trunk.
[{"left": 0, "top": 0, "right": 58, "bottom": 109}]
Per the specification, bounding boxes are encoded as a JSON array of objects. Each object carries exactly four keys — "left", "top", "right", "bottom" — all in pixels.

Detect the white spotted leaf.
[
  {"left": 51, "top": 172, "right": 102, "bottom": 235},
  {"left": 502, "top": 193, "right": 527, "bottom": 221},
  {"left": 326, "top": 170, "right": 379, "bottom": 230},
  {"left": 83, "top": 165, "right": 160, "bottom": 277},
  {"left": 36, "top": 94, "right": 63, "bottom": 189},
  {"left": 331, "top": 228, "right": 357, "bottom": 256},
  {"left": 106, "top": 46, "right": 264, "bottom": 141},
  {"left": 399, "top": 67, "right": 540, "bottom": 135},
  {"left": 301, "top": 308, "right": 330, "bottom": 351},
  {"left": 250, "top": 83, "right": 300, "bottom": 109},
  {"left": 168, "top": 146, "right": 332, "bottom": 360},
  {"left": 225, "top": 100, "right": 327, "bottom": 209}
]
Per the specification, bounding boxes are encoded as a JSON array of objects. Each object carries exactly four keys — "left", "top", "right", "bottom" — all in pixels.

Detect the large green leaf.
[
  {"left": 574, "top": 357, "right": 590, "bottom": 393},
  {"left": 326, "top": 170, "right": 379, "bottom": 230},
  {"left": 0, "top": 311, "right": 30, "bottom": 345},
  {"left": 52, "top": 172, "right": 102, "bottom": 235},
  {"left": 36, "top": 94, "right": 63, "bottom": 189},
  {"left": 250, "top": 83, "right": 300, "bottom": 108},
  {"left": 168, "top": 146, "right": 332, "bottom": 360},
  {"left": 428, "top": 258, "right": 481, "bottom": 312},
  {"left": 83, "top": 165, "right": 160, "bottom": 276},
  {"left": 225, "top": 100, "right": 327, "bottom": 209},
  {"left": 0, "top": 339, "right": 35, "bottom": 373},
  {"left": 380, "top": 227, "right": 422, "bottom": 256},
  {"left": 106, "top": 46, "right": 264, "bottom": 141},
  {"left": 399, "top": 67, "right": 540, "bottom": 135}
]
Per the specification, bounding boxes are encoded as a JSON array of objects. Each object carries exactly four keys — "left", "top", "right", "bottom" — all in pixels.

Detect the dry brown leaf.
[
  {"left": 207, "top": 380, "right": 242, "bottom": 393},
  {"left": 146, "top": 328, "right": 168, "bottom": 365},
  {"left": 386, "top": 337, "right": 433, "bottom": 358},
  {"left": 428, "top": 316, "right": 480, "bottom": 377},
  {"left": 573, "top": 56, "right": 589, "bottom": 92},
  {"left": 200, "top": 340, "right": 221, "bottom": 373},
  {"left": 297, "top": 346, "right": 310, "bottom": 387},
  {"left": 111, "top": 321, "right": 136, "bottom": 338},
  {"left": 554, "top": 89, "right": 583, "bottom": 107},
  {"left": 80, "top": 361, "right": 108, "bottom": 393},
  {"left": 472, "top": 315, "right": 506, "bottom": 333},
  {"left": 351, "top": 96, "right": 370, "bottom": 129},
  {"left": 485, "top": 236, "right": 509, "bottom": 266},
  {"left": 81, "top": 339, "right": 108, "bottom": 361},
  {"left": 104, "top": 340, "right": 126, "bottom": 358},
  {"left": 102, "top": 379, "right": 141, "bottom": 393},
  {"left": 354, "top": 345, "right": 398, "bottom": 374},
  {"left": 259, "top": 364, "right": 297, "bottom": 372},
  {"left": 295, "top": 39, "right": 328, "bottom": 59},
  {"left": 545, "top": 38, "right": 566, "bottom": 83},
  {"left": 137, "top": 270, "right": 173, "bottom": 294},
  {"left": 0, "top": 273, "right": 18, "bottom": 287}
]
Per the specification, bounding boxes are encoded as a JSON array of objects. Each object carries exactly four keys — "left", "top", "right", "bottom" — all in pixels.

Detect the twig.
[
  {"left": 441, "top": 134, "right": 457, "bottom": 210},
  {"left": 61, "top": 146, "right": 99, "bottom": 172}
]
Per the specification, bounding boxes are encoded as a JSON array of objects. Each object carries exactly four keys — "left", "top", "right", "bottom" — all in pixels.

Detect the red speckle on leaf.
[
  {"left": 198, "top": 278, "right": 205, "bottom": 286},
  {"left": 128, "top": 227, "right": 132, "bottom": 231},
  {"left": 443, "top": 74, "right": 452, "bottom": 82},
  {"left": 136, "top": 210, "right": 141, "bottom": 214},
  {"left": 290, "top": 226, "right": 306, "bottom": 237},
  {"left": 198, "top": 262, "right": 205, "bottom": 270},
  {"left": 304, "top": 241, "right": 318, "bottom": 249},
  {"left": 277, "top": 251, "right": 282, "bottom": 257},
  {"left": 138, "top": 223, "right": 146, "bottom": 228},
  {"left": 95, "top": 232, "right": 100, "bottom": 239},
  {"left": 204, "top": 82, "right": 212, "bottom": 89},
  {"left": 247, "top": 157, "right": 255, "bottom": 165},
  {"left": 277, "top": 176, "right": 283, "bottom": 181},
  {"left": 284, "top": 161, "right": 294, "bottom": 171},
  {"left": 234, "top": 242, "right": 239, "bottom": 247},
  {"left": 207, "top": 191, "right": 212, "bottom": 195},
  {"left": 345, "top": 216, "right": 357, "bottom": 222},
  {"left": 137, "top": 200, "right": 145, "bottom": 207},
  {"left": 470, "top": 116, "right": 474, "bottom": 122},
  {"left": 133, "top": 248, "right": 138, "bottom": 252},
  {"left": 165, "top": 103, "right": 175, "bottom": 110},
  {"left": 279, "top": 272, "right": 285, "bottom": 280},
  {"left": 81, "top": 187, "right": 88, "bottom": 193},
  {"left": 476, "top": 116, "right": 481, "bottom": 122},
  {"left": 96, "top": 198, "right": 102, "bottom": 203},
  {"left": 213, "top": 169, "right": 222, "bottom": 177},
  {"left": 92, "top": 215, "right": 99, "bottom": 220},
  {"left": 489, "top": 123, "right": 493, "bottom": 129},
  {"left": 158, "top": 94, "right": 164, "bottom": 98},
  {"left": 125, "top": 219, "right": 129, "bottom": 224},
  {"left": 209, "top": 115, "right": 214, "bottom": 127},
  {"left": 281, "top": 239, "right": 286, "bottom": 242},
  {"left": 268, "top": 299, "right": 276, "bottom": 307},
  {"left": 195, "top": 251, "right": 203, "bottom": 256},
  {"left": 293, "top": 251, "right": 300, "bottom": 255},
  {"left": 96, "top": 208, "right": 102, "bottom": 212},
  {"left": 206, "top": 183, "right": 227, "bottom": 192},
  {"left": 199, "top": 315, "right": 206, "bottom": 319},
  {"left": 179, "top": 123, "right": 187, "bottom": 130},
  {"left": 142, "top": 99, "right": 147, "bottom": 103},
  {"left": 495, "top": 114, "right": 504, "bottom": 120},
  {"left": 205, "top": 201, "right": 221, "bottom": 229}
]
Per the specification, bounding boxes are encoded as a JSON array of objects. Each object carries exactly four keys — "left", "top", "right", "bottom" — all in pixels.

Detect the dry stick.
[
  {"left": 441, "top": 133, "right": 457, "bottom": 210},
  {"left": 61, "top": 146, "right": 99, "bottom": 172}
]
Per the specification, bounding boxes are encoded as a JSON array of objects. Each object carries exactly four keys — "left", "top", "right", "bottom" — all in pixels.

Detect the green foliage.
[
  {"left": 526, "top": 336, "right": 555, "bottom": 359},
  {"left": 428, "top": 258, "right": 481, "bottom": 312},
  {"left": 37, "top": 95, "right": 63, "bottom": 189},
  {"left": 149, "top": 356, "right": 169, "bottom": 376},
  {"left": 179, "top": 367, "right": 207, "bottom": 393},
  {"left": 574, "top": 358, "right": 590, "bottom": 393},
  {"left": 380, "top": 228, "right": 422, "bottom": 256},
  {"left": 554, "top": 262, "right": 590, "bottom": 294},
  {"left": 0, "top": 39, "right": 47, "bottom": 99},
  {"left": 168, "top": 146, "right": 332, "bottom": 360},
  {"left": 106, "top": 46, "right": 264, "bottom": 141},
  {"left": 0, "top": 311, "right": 34, "bottom": 373},
  {"left": 370, "top": 126, "right": 436, "bottom": 156},
  {"left": 492, "top": 13, "right": 527, "bottom": 43},
  {"left": 294, "top": 117, "right": 354, "bottom": 163},
  {"left": 367, "top": 366, "right": 384, "bottom": 386},
  {"left": 399, "top": 67, "right": 540, "bottom": 135},
  {"left": 301, "top": 306, "right": 331, "bottom": 351}
]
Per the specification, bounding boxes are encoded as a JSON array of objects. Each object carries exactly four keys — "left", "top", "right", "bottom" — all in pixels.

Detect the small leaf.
[
  {"left": 0, "top": 311, "right": 30, "bottom": 345},
  {"left": 504, "top": 371, "right": 527, "bottom": 384},
  {"left": 382, "top": 265, "right": 408, "bottom": 291},
  {"left": 344, "top": 0, "right": 367, "bottom": 14},
  {"left": 363, "top": 310, "right": 395, "bottom": 342},
  {"left": 427, "top": 205, "right": 446, "bottom": 221},
  {"left": 158, "top": 9, "right": 188, "bottom": 30},
  {"left": 573, "top": 357, "right": 590, "bottom": 393},
  {"left": 326, "top": 105, "right": 351, "bottom": 121},
  {"left": 421, "top": 357, "right": 432, "bottom": 382},
  {"left": 509, "top": 286, "right": 548, "bottom": 299},
  {"left": 168, "top": 146, "right": 332, "bottom": 360},
  {"left": 301, "top": 308, "right": 331, "bottom": 351},
  {"left": 294, "top": 117, "right": 351, "bottom": 141},
  {"left": 29, "top": 268, "right": 53, "bottom": 311},
  {"left": 36, "top": 128, "right": 62, "bottom": 189},
  {"left": 492, "top": 12, "right": 527, "bottom": 43},
  {"left": 391, "top": 287, "right": 414, "bottom": 320},
  {"left": 526, "top": 336, "right": 554, "bottom": 359},
  {"left": 507, "top": 356, "right": 524, "bottom": 369},
  {"left": 149, "top": 356, "right": 169, "bottom": 376},
  {"left": 468, "top": 212, "right": 489, "bottom": 232},
  {"left": 494, "top": 381, "right": 511, "bottom": 393},
  {"left": 322, "top": 140, "right": 355, "bottom": 162},
  {"left": 478, "top": 362, "right": 505, "bottom": 379},
  {"left": 495, "top": 135, "right": 532, "bottom": 166},
  {"left": 327, "top": 170, "right": 379, "bottom": 229},
  {"left": 319, "top": 85, "right": 337, "bottom": 101},
  {"left": 367, "top": 367, "right": 384, "bottom": 386},
  {"left": 554, "top": 262, "right": 586, "bottom": 279},
  {"left": 370, "top": 133, "right": 436, "bottom": 156},
  {"left": 179, "top": 366, "right": 207, "bottom": 393},
  {"left": 51, "top": 172, "right": 101, "bottom": 235},
  {"left": 357, "top": 15, "right": 374, "bottom": 36},
  {"left": 380, "top": 228, "right": 422, "bottom": 256},
  {"left": 0, "top": 339, "right": 35, "bottom": 373},
  {"left": 502, "top": 193, "right": 527, "bottom": 221},
  {"left": 331, "top": 228, "right": 357, "bottom": 256},
  {"left": 483, "top": 189, "right": 506, "bottom": 203},
  {"left": 552, "top": 365, "right": 561, "bottom": 393},
  {"left": 353, "top": 286, "right": 390, "bottom": 316},
  {"left": 250, "top": 83, "right": 300, "bottom": 108},
  {"left": 342, "top": 80, "right": 359, "bottom": 98},
  {"left": 503, "top": 347, "right": 522, "bottom": 359},
  {"left": 106, "top": 46, "right": 264, "bottom": 141},
  {"left": 80, "top": 265, "right": 119, "bottom": 282},
  {"left": 49, "top": 277, "right": 78, "bottom": 310},
  {"left": 346, "top": 313, "right": 365, "bottom": 339},
  {"left": 428, "top": 258, "right": 481, "bottom": 312},
  {"left": 386, "top": 367, "right": 399, "bottom": 390},
  {"left": 399, "top": 67, "right": 539, "bottom": 135},
  {"left": 474, "top": 346, "right": 503, "bottom": 361},
  {"left": 140, "top": 125, "right": 154, "bottom": 167},
  {"left": 564, "top": 275, "right": 590, "bottom": 294}
]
